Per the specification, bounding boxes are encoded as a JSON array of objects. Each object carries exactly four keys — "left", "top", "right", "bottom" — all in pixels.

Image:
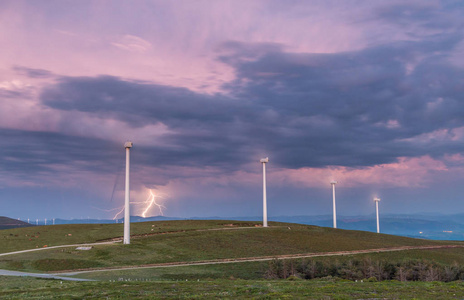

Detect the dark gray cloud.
[
  {"left": 0, "top": 88, "right": 28, "bottom": 99},
  {"left": 12, "top": 65, "right": 54, "bottom": 78},
  {"left": 42, "top": 76, "right": 242, "bottom": 127},
  {"left": 374, "top": 2, "right": 464, "bottom": 33},
  {"left": 40, "top": 76, "right": 257, "bottom": 170},
  {"left": 218, "top": 38, "right": 464, "bottom": 166},
  {"left": 37, "top": 38, "right": 464, "bottom": 171},
  {"left": 0, "top": 128, "right": 121, "bottom": 177}
]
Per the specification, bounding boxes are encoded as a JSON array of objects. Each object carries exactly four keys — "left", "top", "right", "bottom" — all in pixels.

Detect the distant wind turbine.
[
  {"left": 330, "top": 181, "right": 337, "bottom": 228},
  {"left": 124, "top": 141, "right": 133, "bottom": 244},
  {"left": 260, "top": 157, "right": 269, "bottom": 227},
  {"left": 374, "top": 197, "right": 381, "bottom": 233}
]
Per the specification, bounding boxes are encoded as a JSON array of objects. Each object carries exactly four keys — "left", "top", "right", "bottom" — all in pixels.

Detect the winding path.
[
  {"left": 0, "top": 269, "right": 94, "bottom": 281},
  {"left": 0, "top": 241, "right": 119, "bottom": 257},
  {"left": 55, "top": 244, "right": 464, "bottom": 276},
  {"left": 1, "top": 226, "right": 463, "bottom": 280},
  {"left": 0, "top": 226, "right": 264, "bottom": 258}
]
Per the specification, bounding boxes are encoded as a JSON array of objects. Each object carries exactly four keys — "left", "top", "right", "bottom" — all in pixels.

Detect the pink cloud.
[
  {"left": 111, "top": 35, "right": 152, "bottom": 53},
  {"left": 0, "top": 1, "right": 411, "bottom": 95},
  {"left": 137, "top": 156, "right": 451, "bottom": 206},
  {"left": 272, "top": 156, "right": 448, "bottom": 188},
  {"left": 399, "top": 127, "right": 464, "bottom": 145}
]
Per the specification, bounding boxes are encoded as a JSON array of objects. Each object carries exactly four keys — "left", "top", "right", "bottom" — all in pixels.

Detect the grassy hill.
[
  {"left": 2, "top": 220, "right": 464, "bottom": 298},
  {"left": 0, "top": 220, "right": 462, "bottom": 276},
  {"left": 0, "top": 216, "right": 33, "bottom": 230},
  {"left": 0, "top": 220, "right": 262, "bottom": 253},
  {"left": 1, "top": 276, "right": 464, "bottom": 299}
]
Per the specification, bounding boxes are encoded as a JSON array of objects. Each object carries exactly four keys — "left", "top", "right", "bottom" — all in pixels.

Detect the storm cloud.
[
  {"left": 3, "top": 1, "right": 464, "bottom": 219},
  {"left": 37, "top": 38, "right": 464, "bottom": 172},
  {"left": 0, "top": 128, "right": 120, "bottom": 175}
]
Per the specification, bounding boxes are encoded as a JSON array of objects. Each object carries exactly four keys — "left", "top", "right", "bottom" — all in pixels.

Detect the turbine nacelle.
[
  {"left": 374, "top": 197, "right": 381, "bottom": 202},
  {"left": 124, "top": 141, "right": 133, "bottom": 148},
  {"left": 330, "top": 180, "right": 337, "bottom": 185},
  {"left": 260, "top": 157, "right": 269, "bottom": 163}
]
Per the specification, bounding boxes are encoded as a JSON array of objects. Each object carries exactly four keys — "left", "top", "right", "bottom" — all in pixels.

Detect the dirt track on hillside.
[
  {"left": 0, "top": 226, "right": 264, "bottom": 256},
  {"left": 55, "top": 244, "right": 464, "bottom": 276},
  {"left": 95, "top": 225, "right": 266, "bottom": 242}
]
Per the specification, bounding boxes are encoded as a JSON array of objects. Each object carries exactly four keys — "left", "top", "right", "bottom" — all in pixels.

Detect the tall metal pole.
[
  {"left": 331, "top": 181, "right": 337, "bottom": 228},
  {"left": 260, "top": 157, "right": 269, "bottom": 227},
  {"left": 374, "top": 197, "right": 380, "bottom": 233},
  {"left": 124, "top": 141, "right": 133, "bottom": 244}
]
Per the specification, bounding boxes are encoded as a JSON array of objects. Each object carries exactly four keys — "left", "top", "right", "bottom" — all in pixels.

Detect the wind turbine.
[
  {"left": 374, "top": 197, "right": 381, "bottom": 233},
  {"left": 260, "top": 157, "right": 269, "bottom": 227},
  {"left": 330, "top": 180, "right": 337, "bottom": 228},
  {"left": 124, "top": 141, "right": 133, "bottom": 244}
]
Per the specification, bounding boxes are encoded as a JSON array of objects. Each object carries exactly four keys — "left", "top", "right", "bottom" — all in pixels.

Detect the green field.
[
  {"left": 1, "top": 220, "right": 464, "bottom": 298},
  {"left": 0, "top": 220, "right": 459, "bottom": 274},
  {"left": 67, "top": 247, "right": 464, "bottom": 282},
  {"left": 1, "top": 276, "right": 464, "bottom": 299},
  {"left": 0, "top": 220, "right": 261, "bottom": 253}
]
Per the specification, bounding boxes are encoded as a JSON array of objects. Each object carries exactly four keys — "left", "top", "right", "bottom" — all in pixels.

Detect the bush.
[{"left": 264, "top": 258, "right": 464, "bottom": 283}]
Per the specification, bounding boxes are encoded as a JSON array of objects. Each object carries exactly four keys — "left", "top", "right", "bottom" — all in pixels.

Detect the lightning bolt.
[
  {"left": 112, "top": 206, "right": 125, "bottom": 220},
  {"left": 104, "top": 189, "right": 166, "bottom": 219},
  {"left": 92, "top": 206, "right": 126, "bottom": 220},
  {"left": 141, "top": 189, "right": 165, "bottom": 217}
]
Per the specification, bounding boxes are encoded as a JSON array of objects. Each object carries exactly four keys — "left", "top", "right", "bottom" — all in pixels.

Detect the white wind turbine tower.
[
  {"left": 330, "top": 180, "right": 337, "bottom": 228},
  {"left": 124, "top": 141, "right": 133, "bottom": 244},
  {"left": 260, "top": 157, "right": 269, "bottom": 227},
  {"left": 374, "top": 197, "right": 381, "bottom": 233}
]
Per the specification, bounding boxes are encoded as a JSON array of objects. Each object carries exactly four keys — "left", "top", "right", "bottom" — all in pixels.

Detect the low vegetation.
[
  {"left": 0, "top": 220, "right": 262, "bottom": 253},
  {"left": 1, "top": 277, "right": 464, "bottom": 299},
  {"left": 65, "top": 247, "right": 464, "bottom": 282},
  {"left": 31, "top": 258, "right": 103, "bottom": 272},
  {"left": 265, "top": 258, "right": 464, "bottom": 282},
  {"left": 1, "top": 220, "right": 460, "bottom": 273},
  {"left": 2, "top": 220, "right": 464, "bottom": 298}
]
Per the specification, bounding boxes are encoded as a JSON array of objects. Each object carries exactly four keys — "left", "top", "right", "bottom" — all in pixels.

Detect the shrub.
[{"left": 264, "top": 258, "right": 464, "bottom": 283}]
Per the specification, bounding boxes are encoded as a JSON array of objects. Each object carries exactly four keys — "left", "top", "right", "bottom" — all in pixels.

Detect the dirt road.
[
  {"left": 0, "top": 241, "right": 119, "bottom": 257},
  {"left": 0, "top": 226, "right": 262, "bottom": 257},
  {"left": 0, "top": 269, "right": 94, "bottom": 281},
  {"left": 56, "top": 244, "right": 464, "bottom": 276}
]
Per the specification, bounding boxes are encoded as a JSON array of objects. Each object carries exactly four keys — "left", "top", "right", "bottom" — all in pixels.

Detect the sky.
[{"left": 2, "top": 0, "right": 464, "bottom": 220}]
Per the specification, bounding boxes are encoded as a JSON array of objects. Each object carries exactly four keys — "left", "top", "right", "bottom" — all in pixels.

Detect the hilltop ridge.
[{"left": 0, "top": 216, "right": 33, "bottom": 230}]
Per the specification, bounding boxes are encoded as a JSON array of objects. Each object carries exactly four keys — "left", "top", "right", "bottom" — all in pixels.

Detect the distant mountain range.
[{"left": 3, "top": 214, "right": 464, "bottom": 240}]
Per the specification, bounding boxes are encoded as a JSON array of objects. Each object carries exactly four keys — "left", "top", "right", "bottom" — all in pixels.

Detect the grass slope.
[
  {"left": 71, "top": 247, "right": 464, "bottom": 281},
  {"left": 0, "top": 216, "right": 33, "bottom": 230},
  {"left": 0, "top": 220, "right": 462, "bottom": 275},
  {"left": 0, "top": 220, "right": 259, "bottom": 253},
  {"left": 0, "top": 276, "right": 463, "bottom": 299}
]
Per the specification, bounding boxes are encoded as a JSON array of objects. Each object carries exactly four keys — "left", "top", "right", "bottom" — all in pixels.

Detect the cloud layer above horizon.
[{"left": 1, "top": 0, "right": 464, "bottom": 219}]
